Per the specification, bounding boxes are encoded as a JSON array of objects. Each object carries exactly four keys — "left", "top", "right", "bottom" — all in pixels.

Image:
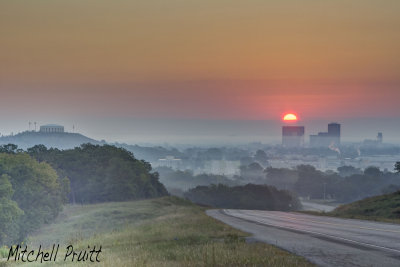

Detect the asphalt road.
[
  {"left": 300, "top": 201, "right": 337, "bottom": 212},
  {"left": 207, "top": 209, "right": 400, "bottom": 267}
]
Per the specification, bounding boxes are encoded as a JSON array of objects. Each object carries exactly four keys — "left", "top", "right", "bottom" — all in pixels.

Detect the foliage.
[
  {"left": 155, "top": 167, "right": 237, "bottom": 191},
  {"left": 239, "top": 162, "right": 264, "bottom": 182},
  {"left": 337, "top": 165, "right": 362, "bottom": 177},
  {"left": 28, "top": 143, "right": 168, "bottom": 204},
  {"left": 0, "top": 175, "right": 23, "bottom": 244},
  {"left": 329, "top": 190, "right": 400, "bottom": 221},
  {"left": 395, "top": 161, "right": 400, "bottom": 173},
  {"left": 184, "top": 183, "right": 301, "bottom": 211},
  {"left": 254, "top": 149, "right": 268, "bottom": 166},
  {"left": 0, "top": 153, "right": 66, "bottom": 244},
  {"left": 247, "top": 163, "right": 400, "bottom": 203}
]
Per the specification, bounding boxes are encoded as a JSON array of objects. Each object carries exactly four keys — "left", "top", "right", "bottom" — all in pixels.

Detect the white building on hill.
[{"left": 40, "top": 124, "right": 64, "bottom": 133}]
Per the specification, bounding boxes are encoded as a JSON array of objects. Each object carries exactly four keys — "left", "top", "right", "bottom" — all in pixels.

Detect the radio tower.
[
  {"left": 29, "top": 121, "right": 31, "bottom": 131},
  {"left": 34, "top": 122, "right": 37, "bottom": 132}
]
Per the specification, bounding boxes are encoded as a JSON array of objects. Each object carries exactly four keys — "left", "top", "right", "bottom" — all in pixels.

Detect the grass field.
[
  {"left": 303, "top": 191, "right": 400, "bottom": 224},
  {"left": 2, "top": 196, "right": 313, "bottom": 266}
]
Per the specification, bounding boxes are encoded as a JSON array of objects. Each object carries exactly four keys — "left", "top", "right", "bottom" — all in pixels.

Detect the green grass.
[
  {"left": 303, "top": 191, "right": 400, "bottom": 224},
  {"left": 2, "top": 196, "right": 314, "bottom": 266}
]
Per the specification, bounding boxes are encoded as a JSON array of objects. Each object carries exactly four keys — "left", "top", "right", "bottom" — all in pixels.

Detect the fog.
[{"left": 1, "top": 117, "right": 399, "bottom": 146}]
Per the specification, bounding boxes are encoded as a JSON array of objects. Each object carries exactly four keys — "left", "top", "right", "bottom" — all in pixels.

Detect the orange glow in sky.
[
  {"left": 283, "top": 113, "right": 298, "bottom": 122},
  {"left": 1, "top": 1, "right": 400, "bottom": 121}
]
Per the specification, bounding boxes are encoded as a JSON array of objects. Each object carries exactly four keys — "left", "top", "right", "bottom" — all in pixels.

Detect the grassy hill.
[
  {"left": 328, "top": 190, "right": 400, "bottom": 223},
  {"left": 1, "top": 197, "right": 313, "bottom": 267}
]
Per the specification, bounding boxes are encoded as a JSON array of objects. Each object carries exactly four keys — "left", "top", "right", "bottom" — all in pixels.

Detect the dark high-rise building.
[
  {"left": 328, "top": 123, "right": 341, "bottom": 145},
  {"left": 377, "top": 132, "right": 383, "bottom": 143},
  {"left": 282, "top": 126, "right": 305, "bottom": 147},
  {"left": 309, "top": 123, "right": 341, "bottom": 147}
]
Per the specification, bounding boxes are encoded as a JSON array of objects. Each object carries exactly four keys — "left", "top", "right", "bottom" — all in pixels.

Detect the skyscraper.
[
  {"left": 282, "top": 126, "right": 305, "bottom": 147},
  {"left": 328, "top": 123, "right": 341, "bottom": 145},
  {"left": 310, "top": 123, "right": 341, "bottom": 147}
]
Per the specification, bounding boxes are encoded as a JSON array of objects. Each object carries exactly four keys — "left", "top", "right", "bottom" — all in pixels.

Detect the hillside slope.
[
  {"left": 330, "top": 190, "right": 400, "bottom": 222},
  {"left": 3, "top": 197, "right": 313, "bottom": 267},
  {"left": 0, "top": 131, "right": 101, "bottom": 150}
]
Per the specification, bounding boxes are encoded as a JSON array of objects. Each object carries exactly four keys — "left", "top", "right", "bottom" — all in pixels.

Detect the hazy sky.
[{"left": 1, "top": 1, "right": 399, "bottom": 143}]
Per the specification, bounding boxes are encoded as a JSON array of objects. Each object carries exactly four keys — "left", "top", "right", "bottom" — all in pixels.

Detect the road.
[
  {"left": 300, "top": 201, "right": 337, "bottom": 212},
  {"left": 207, "top": 209, "right": 400, "bottom": 267}
]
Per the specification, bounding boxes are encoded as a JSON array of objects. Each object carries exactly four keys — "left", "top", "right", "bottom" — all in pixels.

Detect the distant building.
[
  {"left": 39, "top": 124, "right": 64, "bottom": 133},
  {"left": 328, "top": 123, "right": 341, "bottom": 145},
  {"left": 157, "top": 155, "right": 182, "bottom": 169},
  {"left": 310, "top": 123, "right": 341, "bottom": 147},
  {"left": 204, "top": 160, "right": 241, "bottom": 176},
  {"left": 282, "top": 126, "right": 305, "bottom": 147},
  {"left": 377, "top": 132, "right": 383, "bottom": 143},
  {"left": 363, "top": 132, "right": 383, "bottom": 146}
]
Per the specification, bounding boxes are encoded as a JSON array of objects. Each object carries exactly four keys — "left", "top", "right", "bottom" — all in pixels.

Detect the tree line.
[
  {"left": 239, "top": 162, "right": 400, "bottom": 202},
  {"left": 184, "top": 183, "right": 301, "bottom": 211}
]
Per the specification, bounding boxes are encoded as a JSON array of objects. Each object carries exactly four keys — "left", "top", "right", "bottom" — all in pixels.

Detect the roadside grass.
[
  {"left": 3, "top": 196, "right": 314, "bottom": 266},
  {"left": 301, "top": 191, "right": 400, "bottom": 224}
]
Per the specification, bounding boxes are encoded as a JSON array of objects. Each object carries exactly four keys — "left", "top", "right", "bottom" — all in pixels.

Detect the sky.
[{"left": 1, "top": 1, "right": 400, "bottom": 144}]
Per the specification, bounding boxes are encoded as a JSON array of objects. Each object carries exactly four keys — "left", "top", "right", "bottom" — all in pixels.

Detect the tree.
[
  {"left": 0, "top": 174, "right": 23, "bottom": 244},
  {"left": 0, "top": 153, "right": 66, "bottom": 243},
  {"left": 265, "top": 167, "right": 298, "bottom": 190},
  {"left": 28, "top": 144, "right": 168, "bottom": 203},
  {"left": 240, "top": 162, "right": 264, "bottom": 182},
  {"left": 364, "top": 166, "right": 382, "bottom": 177},
  {"left": 184, "top": 183, "right": 301, "bottom": 211},
  {"left": 395, "top": 162, "right": 400, "bottom": 173},
  {"left": 294, "top": 165, "right": 326, "bottom": 199},
  {"left": 254, "top": 150, "right": 268, "bottom": 166},
  {"left": 0, "top": 144, "right": 18, "bottom": 154},
  {"left": 337, "top": 166, "right": 362, "bottom": 177}
]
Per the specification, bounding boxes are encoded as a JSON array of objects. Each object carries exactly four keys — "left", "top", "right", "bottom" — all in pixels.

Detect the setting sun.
[{"left": 283, "top": 113, "right": 298, "bottom": 121}]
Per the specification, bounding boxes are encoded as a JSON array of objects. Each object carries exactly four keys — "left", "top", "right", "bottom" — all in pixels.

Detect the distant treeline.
[
  {"left": 0, "top": 143, "right": 168, "bottom": 245},
  {"left": 155, "top": 167, "right": 237, "bottom": 192},
  {"left": 184, "top": 184, "right": 301, "bottom": 211},
  {"left": 240, "top": 163, "right": 400, "bottom": 202},
  {"left": 159, "top": 160, "right": 400, "bottom": 203}
]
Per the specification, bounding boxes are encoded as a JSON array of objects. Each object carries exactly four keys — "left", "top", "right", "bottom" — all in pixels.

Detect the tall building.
[
  {"left": 282, "top": 126, "right": 305, "bottom": 147},
  {"left": 377, "top": 132, "right": 383, "bottom": 143},
  {"left": 328, "top": 123, "right": 341, "bottom": 145},
  {"left": 363, "top": 132, "right": 383, "bottom": 146},
  {"left": 310, "top": 123, "right": 341, "bottom": 147}
]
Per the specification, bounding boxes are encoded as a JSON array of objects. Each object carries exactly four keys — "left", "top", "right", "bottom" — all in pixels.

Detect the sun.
[{"left": 283, "top": 113, "right": 298, "bottom": 122}]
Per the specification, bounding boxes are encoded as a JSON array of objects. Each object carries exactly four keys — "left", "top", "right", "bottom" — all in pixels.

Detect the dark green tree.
[
  {"left": 364, "top": 166, "right": 382, "bottom": 177},
  {"left": 395, "top": 162, "right": 400, "bottom": 173},
  {"left": 0, "top": 174, "right": 23, "bottom": 244},
  {"left": 254, "top": 150, "right": 268, "bottom": 166},
  {"left": 28, "top": 144, "right": 168, "bottom": 203},
  {"left": 0, "top": 153, "right": 66, "bottom": 243}
]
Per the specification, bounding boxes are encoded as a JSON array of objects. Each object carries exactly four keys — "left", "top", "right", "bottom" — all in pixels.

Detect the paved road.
[
  {"left": 301, "top": 201, "right": 337, "bottom": 212},
  {"left": 207, "top": 209, "right": 400, "bottom": 267}
]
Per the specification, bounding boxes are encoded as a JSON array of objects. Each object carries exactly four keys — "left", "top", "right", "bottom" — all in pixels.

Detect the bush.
[{"left": 184, "top": 183, "right": 301, "bottom": 211}]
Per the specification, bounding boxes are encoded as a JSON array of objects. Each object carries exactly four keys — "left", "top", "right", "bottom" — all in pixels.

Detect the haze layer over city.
[{"left": 1, "top": 1, "right": 400, "bottom": 145}]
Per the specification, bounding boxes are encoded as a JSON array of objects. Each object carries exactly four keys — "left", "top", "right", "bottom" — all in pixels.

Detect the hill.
[
  {"left": 1, "top": 197, "right": 313, "bottom": 266},
  {"left": 0, "top": 131, "right": 101, "bottom": 150},
  {"left": 328, "top": 190, "right": 400, "bottom": 223}
]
